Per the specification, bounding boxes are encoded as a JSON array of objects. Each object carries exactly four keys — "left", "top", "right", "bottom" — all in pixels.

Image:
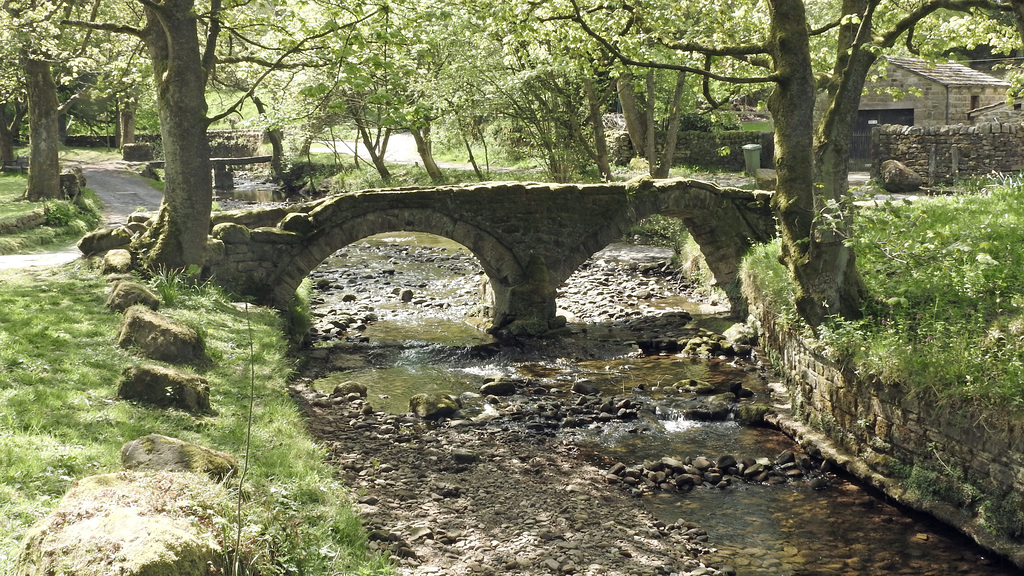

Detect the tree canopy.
[{"left": 6, "top": 0, "right": 1021, "bottom": 325}]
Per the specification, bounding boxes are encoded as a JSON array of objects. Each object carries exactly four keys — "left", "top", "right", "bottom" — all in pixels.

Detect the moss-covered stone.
[
  {"left": 409, "top": 393, "right": 460, "bottom": 419},
  {"left": 117, "top": 364, "right": 211, "bottom": 413},
  {"left": 13, "top": 471, "right": 228, "bottom": 576},
  {"left": 101, "top": 249, "right": 133, "bottom": 274},
  {"left": 106, "top": 280, "right": 160, "bottom": 312},
  {"left": 117, "top": 306, "right": 205, "bottom": 364},
  {"left": 121, "top": 434, "right": 236, "bottom": 479}
]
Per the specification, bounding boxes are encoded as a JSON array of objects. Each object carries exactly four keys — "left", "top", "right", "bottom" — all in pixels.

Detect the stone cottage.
[{"left": 851, "top": 57, "right": 1009, "bottom": 165}]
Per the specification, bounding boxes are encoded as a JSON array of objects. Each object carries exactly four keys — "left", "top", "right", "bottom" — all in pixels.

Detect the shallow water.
[{"left": 308, "top": 232, "right": 1018, "bottom": 575}]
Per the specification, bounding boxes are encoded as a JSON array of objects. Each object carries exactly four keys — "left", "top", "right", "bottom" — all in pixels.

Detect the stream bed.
[{"left": 297, "top": 232, "right": 1017, "bottom": 575}]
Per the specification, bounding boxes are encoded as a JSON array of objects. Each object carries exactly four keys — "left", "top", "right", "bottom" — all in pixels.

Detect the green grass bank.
[{"left": 0, "top": 263, "right": 390, "bottom": 575}]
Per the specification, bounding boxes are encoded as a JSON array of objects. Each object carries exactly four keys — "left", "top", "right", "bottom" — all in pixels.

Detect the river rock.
[
  {"left": 333, "top": 381, "right": 368, "bottom": 397},
  {"left": 571, "top": 380, "right": 600, "bottom": 395},
  {"left": 480, "top": 377, "right": 517, "bottom": 396},
  {"left": 409, "top": 393, "right": 459, "bottom": 419}
]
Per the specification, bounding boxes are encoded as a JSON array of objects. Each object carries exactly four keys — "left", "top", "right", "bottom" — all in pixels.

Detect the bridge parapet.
[{"left": 202, "top": 178, "right": 775, "bottom": 336}]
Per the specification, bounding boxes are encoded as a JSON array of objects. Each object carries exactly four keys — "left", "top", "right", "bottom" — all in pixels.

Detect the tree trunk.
[
  {"left": 616, "top": 73, "right": 646, "bottom": 155},
  {"left": 138, "top": 0, "right": 212, "bottom": 270},
  {"left": 118, "top": 94, "right": 137, "bottom": 146},
  {"left": 354, "top": 113, "right": 391, "bottom": 181},
  {"left": 410, "top": 125, "right": 443, "bottom": 183},
  {"left": 810, "top": 0, "right": 876, "bottom": 320},
  {"left": 0, "top": 104, "right": 22, "bottom": 166},
  {"left": 767, "top": 0, "right": 841, "bottom": 327},
  {"left": 252, "top": 95, "right": 284, "bottom": 179},
  {"left": 644, "top": 69, "right": 657, "bottom": 174},
  {"left": 461, "top": 133, "right": 484, "bottom": 180},
  {"left": 655, "top": 71, "right": 687, "bottom": 179},
  {"left": 583, "top": 76, "right": 612, "bottom": 180},
  {"left": 23, "top": 56, "right": 62, "bottom": 201}
]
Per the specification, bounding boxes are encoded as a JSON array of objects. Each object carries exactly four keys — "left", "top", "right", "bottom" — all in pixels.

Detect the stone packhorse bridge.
[{"left": 205, "top": 178, "right": 775, "bottom": 335}]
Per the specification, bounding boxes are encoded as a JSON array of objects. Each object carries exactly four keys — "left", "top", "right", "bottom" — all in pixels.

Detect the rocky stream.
[{"left": 269, "top": 228, "right": 1020, "bottom": 576}]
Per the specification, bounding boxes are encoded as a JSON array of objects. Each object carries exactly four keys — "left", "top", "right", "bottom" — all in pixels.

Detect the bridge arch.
[{"left": 265, "top": 207, "right": 529, "bottom": 327}]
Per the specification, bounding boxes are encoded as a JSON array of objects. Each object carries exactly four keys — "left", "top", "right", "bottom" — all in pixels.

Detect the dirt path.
[
  {"left": 81, "top": 162, "right": 164, "bottom": 229},
  {"left": 0, "top": 163, "right": 162, "bottom": 270}
]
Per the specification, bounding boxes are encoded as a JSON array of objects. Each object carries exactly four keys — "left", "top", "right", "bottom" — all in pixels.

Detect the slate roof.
[{"left": 886, "top": 56, "right": 1009, "bottom": 87}]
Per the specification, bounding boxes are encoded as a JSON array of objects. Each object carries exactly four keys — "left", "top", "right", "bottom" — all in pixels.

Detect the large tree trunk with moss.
[
  {"left": 767, "top": 0, "right": 848, "bottom": 327},
  {"left": 810, "top": 0, "right": 876, "bottom": 320},
  {"left": 23, "top": 56, "right": 61, "bottom": 201},
  {"left": 138, "top": 0, "right": 212, "bottom": 270}
]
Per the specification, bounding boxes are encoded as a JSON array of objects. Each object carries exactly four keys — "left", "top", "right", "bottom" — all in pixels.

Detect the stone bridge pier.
[{"left": 203, "top": 178, "right": 774, "bottom": 336}]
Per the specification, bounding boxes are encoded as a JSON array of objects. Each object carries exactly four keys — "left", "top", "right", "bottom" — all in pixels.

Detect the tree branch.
[
  {"left": 61, "top": 19, "right": 145, "bottom": 38},
  {"left": 564, "top": 0, "right": 776, "bottom": 83}
]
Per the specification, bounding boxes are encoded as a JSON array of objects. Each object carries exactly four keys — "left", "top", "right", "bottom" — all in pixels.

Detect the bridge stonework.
[{"left": 204, "top": 178, "right": 774, "bottom": 335}]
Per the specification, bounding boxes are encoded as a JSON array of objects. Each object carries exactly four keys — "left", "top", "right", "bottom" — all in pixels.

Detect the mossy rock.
[
  {"left": 117, "top": 365, "right": 211, "bottom": 413},
  {"left": 121, "top": 433, "right": 236, "bottom": 480},
  {"left": 77, "top": 226, "right": 132, "bottom": 256},
  {"left": 409, "top": 393, "right": 460, "bottom": 419},
  {"left": 106, "top": 280, "right": 160, "bottom": 313},
  {"left": 13, "top": 470, "right": 228, "bottom": 576},
  {"left": 101, "top": 249, "right": 133, "bottom": 274},
  {"left": 117, "top": 306, "right": 205, "bottom": 364},
  {"left": 735, "top": 404, "right": 772, "bottom": 425}
]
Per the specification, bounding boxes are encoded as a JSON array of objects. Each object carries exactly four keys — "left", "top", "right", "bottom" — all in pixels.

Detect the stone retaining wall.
[
  {"left": 0, "top": 209, "right": 45, "bottom": 234},
  {"left": 607, "top": 130, "right": 773, "bottom": 171},
  {"left": 752, "top": 305, "right": 1024, "bottom": 567},
  {"left": 872, "top": 122, "right": 1024, "bottom": 185}
]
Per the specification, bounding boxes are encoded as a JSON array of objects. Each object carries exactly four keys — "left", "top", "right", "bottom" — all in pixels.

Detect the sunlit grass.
[
  {"left": 0, "top": 264, "right": 390, "bottom": 574},
  {"left": 744, "top": 174, "right": 1024, "bottom": 408},
  {"left": 0, "top": 173, "right": 102, "bottom": 255}
]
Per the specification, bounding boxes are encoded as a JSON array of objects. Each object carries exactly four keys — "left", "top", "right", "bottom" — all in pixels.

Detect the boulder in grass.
[
  {"left": 107, "top": 280, "right": 160, "bottom": 312},
  {"left": 117, "top": 305, "right": 205, "bottom": 364},
  {"left": 121, "top": 434, "right": 236, "bottom": 480},
  {"left": 77, "top": 226, "right": 132, "bottom": 255},
  {"left": 118, "top": 364, "right": 211, "bottom": 413},
  {"left": 13, "top": 471, "right": 228, "bottom": 576}
]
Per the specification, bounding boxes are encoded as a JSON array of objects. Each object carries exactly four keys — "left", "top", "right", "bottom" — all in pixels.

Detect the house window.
[
  {"left": 971, "top": 95, "right": 981, "bottom": 110},
  {"left": 1015, "top": 103, "right": 1022, "bottom": 111}
]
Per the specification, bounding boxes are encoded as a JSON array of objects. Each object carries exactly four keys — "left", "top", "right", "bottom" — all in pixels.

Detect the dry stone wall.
[
  {"left": 872, "top": 122, "right": 1024, "bottom": 185},
  {"left": 753, "top": 306, "right": 1024, "bottom": 567}
]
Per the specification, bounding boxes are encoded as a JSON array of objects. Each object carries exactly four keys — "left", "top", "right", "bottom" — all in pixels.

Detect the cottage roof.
[{"left": 886, "top": 56, "right": 1009, "bottom": 87}]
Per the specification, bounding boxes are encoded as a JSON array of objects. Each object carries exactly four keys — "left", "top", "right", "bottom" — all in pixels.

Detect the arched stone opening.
[{"left": 265, "top": 209, "right": 529, "bottom": 332}]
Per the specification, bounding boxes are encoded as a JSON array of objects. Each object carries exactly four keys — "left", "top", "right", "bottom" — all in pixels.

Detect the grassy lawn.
[
  {"left": 743, "top": 175, "right": 1024, "bottom": 408},
  {"left": 0, "top": 264, "right": 390, "bottom": 574}
]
